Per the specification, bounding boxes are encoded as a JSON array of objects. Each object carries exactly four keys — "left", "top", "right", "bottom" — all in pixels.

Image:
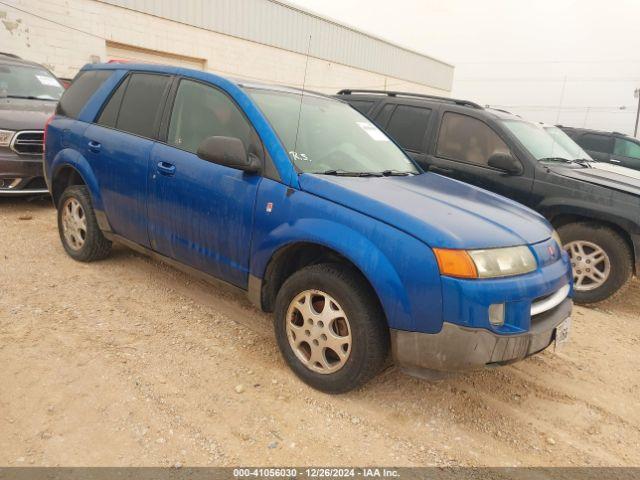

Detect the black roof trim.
[{"left": 336, "top": 89, "right": 483, "bottom": 109}]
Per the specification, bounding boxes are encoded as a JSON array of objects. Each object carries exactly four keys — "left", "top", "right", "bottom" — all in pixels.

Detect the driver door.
[
  {"left": 427, "top": 111, "right": 534, "bottom": 206},
  {"left": 147, "top": 78, "right": 263, "bottom": 288}
]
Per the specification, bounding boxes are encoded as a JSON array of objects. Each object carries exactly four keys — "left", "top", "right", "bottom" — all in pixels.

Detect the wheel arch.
[{"left": 50, "top": 150, "right": 104, "bottom": 212}]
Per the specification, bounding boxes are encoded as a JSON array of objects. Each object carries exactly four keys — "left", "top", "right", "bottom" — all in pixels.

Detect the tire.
[
  {"left": 557, "top": 222, "right": 633, "bottom": 304},
  {"left": 57, "top": 185, "right": 112, "bottom": 262},
  {"left": 274, "top": 263, "right": 389, "bottom": 394}
]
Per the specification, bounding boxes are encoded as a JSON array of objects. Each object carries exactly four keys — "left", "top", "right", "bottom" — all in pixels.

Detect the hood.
[
  {"left": 299, "top": 172, "right": 551, "bottom": 249},
  {"left": 545, "top": 162, "right": 640, "bottom": 197},
  {"left": 0, "top": 97, "right": 57, "bottom": 131}
]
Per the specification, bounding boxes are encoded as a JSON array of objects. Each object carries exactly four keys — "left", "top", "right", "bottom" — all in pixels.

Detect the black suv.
[
  {"left": 0, "top": 52, "right": 64, "bottom": 195},
  {"left": 559, "top": 126, "right": 640, "bottom": 171},
  {"left": 336, "top": 89, "right": 640, "bottom": 304}
]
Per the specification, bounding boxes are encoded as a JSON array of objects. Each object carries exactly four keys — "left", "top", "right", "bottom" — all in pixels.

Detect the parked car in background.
[
  {"left": 335, "top": 90, "right": 640, "bottom": 303},
  {"left": 44, "top": 63, "right": 572, "bottom": 392},
  {"left": 0, "top": 52, "right": 64, "bottom": 195},
  {"left": 559, "top": 126, "right": 640, "bottom": 171}
]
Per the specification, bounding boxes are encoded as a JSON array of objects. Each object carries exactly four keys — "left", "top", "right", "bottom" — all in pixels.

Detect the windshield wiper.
[
  {"left": 3, "top": 94, "right": 57, "bottom": 101},
  {"left": 539, "top": 157, "right": 592, "bottom": 167},
  {"left": 317, "top": 170, "right": 383, "bottom": 177},
  {"left": 381, "top": 170, "right": 415, "bottom": 176}
]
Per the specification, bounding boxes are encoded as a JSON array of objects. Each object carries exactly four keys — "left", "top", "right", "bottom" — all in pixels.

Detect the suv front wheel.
[
  {"left": 274, "top": 263, "right": 389, "bottom": 393},
  {"left": 57, "top": 185, "right": 112, "bottom": 262},
  {"left": 558, "top": 222, "right": 632, "bottom": 304}
]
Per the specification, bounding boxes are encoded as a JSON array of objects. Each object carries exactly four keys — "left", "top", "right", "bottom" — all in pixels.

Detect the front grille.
[{"left": 11, "top": 130, "right": 44, "bottom": 155}]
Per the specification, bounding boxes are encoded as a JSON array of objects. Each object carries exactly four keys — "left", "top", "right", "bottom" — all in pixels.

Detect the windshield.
[
  {"left": 544, "top": 126, "right": 592, "bottom": 160},
  {"left": 502, "top": 120, "right": 589, "bottom": 161},
  {"left": 246, "top": 89, "right": 419, "bottom": 175},
  {"left": 0, "top": 64, "right": 63, "bottom": 101}
]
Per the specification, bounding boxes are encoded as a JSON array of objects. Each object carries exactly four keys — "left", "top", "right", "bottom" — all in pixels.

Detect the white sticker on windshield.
[
  {"left": 357, "top": 122, "right": 389, "bottom": 142},
  {"left": 36, "top": 75, "right": 60, "bottom": 87}
]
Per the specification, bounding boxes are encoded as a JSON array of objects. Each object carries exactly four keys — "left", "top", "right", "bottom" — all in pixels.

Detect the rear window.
[{"left": 56, "top": 70, "right": 113, "bottom": 118}]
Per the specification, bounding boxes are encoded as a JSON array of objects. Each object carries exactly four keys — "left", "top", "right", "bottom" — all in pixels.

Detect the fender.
[
  {"left": 50, "top": 149, "right": 105, "bottom": 213},
  {"left": 537, "top": 197, "right": 639, "bottom": 235},
  {"left": 249, "top": 181, "right": 444, "bottom": 333}
]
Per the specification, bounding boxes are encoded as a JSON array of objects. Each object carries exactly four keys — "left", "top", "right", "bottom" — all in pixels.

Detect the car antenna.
[{"left": 292, "top": 34, "right": 312, "bottom": 168}]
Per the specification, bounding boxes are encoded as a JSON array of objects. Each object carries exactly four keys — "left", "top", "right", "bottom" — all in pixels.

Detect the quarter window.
[
  {"left": 56, "top": 70, "right": 113, "bottom": 119},
  {"left": 167, "top": 79, "right": 255, "bottom": 155},
  {"left": 385, "top": 105, "right": 432, "bottom": 152},
  {"left": 347, "top": 100, "right": 375, "bottom": 115},
  {"left": 578, "top": 133, "right": 612, "bottom": 154},
  {"left": 614, "top": 138, "right": 640, "bottom": 159},
  {"left": 96, "top": 77, "right": 128, "bottom": 128},
  {"left": 115, "top": 73, "right": 171, "bottom": 139},
  {"left": 437, "top": 112, "right": 509, "bottom": 166}
]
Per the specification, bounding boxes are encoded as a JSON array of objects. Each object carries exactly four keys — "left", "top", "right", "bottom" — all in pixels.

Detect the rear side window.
[
  {"left": 613, "top": 138, "right": 640, "bottom": 159},
  {"left": 578, "top": 133, "right": 612, "bottom": 154},
  {"left": 347, "top": 100, "right": 375, "bottom": 115},
  {"left": 115, "top": 73, "right": 171, "bottom": 138},
  {"left": 385, "top": 105, "right": 432, "bottom": 152},
  {"left": 56, "top": 70, "right": 113, "bottom": 118},
  {"left": 436, "top": 112, "right": 509, "bottom": 166}
]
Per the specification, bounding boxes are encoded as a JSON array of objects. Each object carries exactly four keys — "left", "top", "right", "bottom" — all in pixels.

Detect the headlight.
[
  {"left": 434, "top": 246, "right": 537, "bottom": 279},
  {"left": 551, "top": 229, "right": 563, "bottom": 248},
  {"left": 0, "top": 129, "right": 14, "bottom": 147}
]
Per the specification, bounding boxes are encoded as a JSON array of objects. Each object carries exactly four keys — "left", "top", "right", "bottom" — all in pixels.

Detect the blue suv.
[{"left": 44, "top": 64, "right": 573, "bottom": 393}]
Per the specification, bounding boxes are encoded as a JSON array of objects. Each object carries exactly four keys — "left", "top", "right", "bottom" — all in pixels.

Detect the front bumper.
[
  {"left": 391, "top": 297, "right": 572, "bottom": 376},
  {"left": 0, "top": 149, "right": 47, "bottom": 195}
]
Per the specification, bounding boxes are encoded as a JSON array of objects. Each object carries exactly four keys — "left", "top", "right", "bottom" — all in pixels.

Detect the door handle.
[
  {"left": 88, "top": 140, "right": 101, "bottom": 153},
  {"left": 610, "top": 159, "right": 621, "bottom": 164},
  {"left": 156, "top": 161, "right": 176, "bottom": 176}
]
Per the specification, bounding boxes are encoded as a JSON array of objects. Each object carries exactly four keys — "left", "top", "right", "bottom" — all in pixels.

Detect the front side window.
[
  {"left": 437, "top": 112, "right": 509, "bottom": 166},
  {"left": 167, "top": 80, "right": 255, "bottom": 154},
  {"left": 614, "top": 137, "right": 640, "bottom": 159},
  {"left": 347, "top": 100, "right": 374, "bottom": 115},
  {"left": 0, "top": 64, "right": 64, "bottom": 102},
  {"left": 385, "top": 105, "right": 432, "bottom": 152},
  {"left": 247, "top": 89, "right": 418, "bottom": 175},
  {"left": 57, "top": 70, "right": 112, "bottom": 118},
  {"left": 578, "top": 133, "right": 612, "bottom": 154},
  {"left": 115, "top": 73, "right": 171, "bottom": 138}
]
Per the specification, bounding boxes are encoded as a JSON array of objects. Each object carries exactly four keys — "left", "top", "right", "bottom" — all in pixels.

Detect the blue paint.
[{"left": 44, "top": 63, "right": 572, "bottom": 342}]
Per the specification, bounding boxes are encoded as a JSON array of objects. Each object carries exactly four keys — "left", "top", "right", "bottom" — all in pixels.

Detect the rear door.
[
  {"left": 371, "top": 101, "right": 434, "bottom": 167},
  {"left": 84, "top": 72, "right": 172, "bottom": 247},
  {"left": 147, "top": 78, "right": 263, "bottom": 288},
  {"left": 426, "top": 110, "right": 534, "bottom": 205},
  {"left": 575, "top": 132, "right": 614, "bottom": 162},
  {"left": 611, "top": 136, "right": 640, "bottom": 170}
]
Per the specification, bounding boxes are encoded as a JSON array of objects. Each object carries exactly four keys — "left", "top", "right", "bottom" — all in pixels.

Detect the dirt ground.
[{"left": 1, "top": 196, "right": 639, "bottom": 467}]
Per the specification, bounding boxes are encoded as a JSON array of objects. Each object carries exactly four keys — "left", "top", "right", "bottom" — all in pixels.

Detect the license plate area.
[{"left": 554, "top": 317, "right": 571, "bottom": 351}]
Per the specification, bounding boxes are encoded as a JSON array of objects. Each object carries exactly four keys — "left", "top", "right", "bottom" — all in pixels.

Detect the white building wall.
[{"left": 0, "top": 0, "right": 452, "bottom": 95}]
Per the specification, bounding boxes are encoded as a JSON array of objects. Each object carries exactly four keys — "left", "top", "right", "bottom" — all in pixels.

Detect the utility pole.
[{"left": 635, "top": 88, "right": 640, "bottom": 138}]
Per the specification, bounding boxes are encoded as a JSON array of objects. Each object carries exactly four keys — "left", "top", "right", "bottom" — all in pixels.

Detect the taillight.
[{"left": 42, "top": 114, "right": 54, "bottom": 157}]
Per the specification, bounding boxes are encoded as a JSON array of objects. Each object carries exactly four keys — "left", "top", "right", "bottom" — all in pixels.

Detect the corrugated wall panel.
[{"left": 96, "top": 0, "right": 453, "bottom": 91}]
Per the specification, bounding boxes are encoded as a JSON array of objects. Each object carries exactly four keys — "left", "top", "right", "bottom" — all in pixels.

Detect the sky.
[{"left": 287, "top": 0, "right": 640, "bottom": 136}]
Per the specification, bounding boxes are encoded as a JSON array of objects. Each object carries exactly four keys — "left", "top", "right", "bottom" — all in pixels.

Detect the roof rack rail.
[
  {"left": 336, "top": 89, "right": 483, "bottom": 109},
  {"left": 0, "top": 52, "right": 21, "bottom": 59}
]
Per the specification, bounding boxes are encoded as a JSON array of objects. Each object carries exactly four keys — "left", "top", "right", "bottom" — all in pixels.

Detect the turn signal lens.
[{"left": 433, "top": 248, "right": 478, "bottom": 279}]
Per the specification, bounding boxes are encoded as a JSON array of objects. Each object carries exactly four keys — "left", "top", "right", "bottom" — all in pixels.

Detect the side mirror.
[
  {"left": 488, "top": 152, "right": 522, "bottom": 175},
  {"left": 196, "top": 136, "right": 260, "bottom": 174}
]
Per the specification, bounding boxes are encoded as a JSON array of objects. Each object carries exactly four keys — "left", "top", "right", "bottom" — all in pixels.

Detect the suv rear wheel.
[
  {"left": 558, "top": 222, "right": 632, "bottom": 304},
  {"left": 57, "top": 185, "right": 112, "bottom": 262},
  {"left": 274, "top": 263, "right": 389, "bottom": 393}
]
